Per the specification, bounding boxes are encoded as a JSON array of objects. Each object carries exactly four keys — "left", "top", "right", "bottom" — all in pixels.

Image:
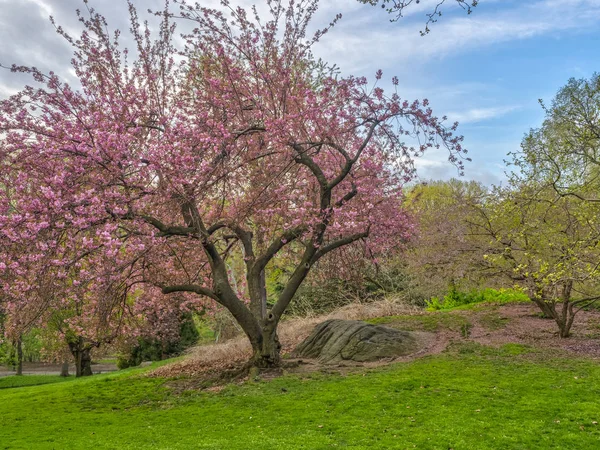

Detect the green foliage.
[
  {"left": 1, "top": 352, "right": 600, "bottom": 448},
  {"left": 118, "top": 313, "right": 200, "bottom": 369},
  {"left": 473, "top": 181, "right": 600, "bottom": 336},
  {"left": 515, "top": 72, "right": 600, "bottom": 198},
  {"left": 194, "top": 317, "right": 217, "bottom": 344},
  {"left": 426, "top": 287, "right": 529, "bottom": 311},
  {"left": 0, "top": 329, "right": 43, "bottom": 367},
  {"left": 0, "top": 341, "right": 15, "bottom": 367},
  {"left": 20, "top": 329, "right": 43, "bottom": 362}
]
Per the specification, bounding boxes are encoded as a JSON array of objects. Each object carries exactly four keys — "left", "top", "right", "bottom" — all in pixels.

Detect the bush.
[
  {"left": 117, "top": 313, "right": 200, "bottom": 369},
  {"left": 0, "top": 329, "right": 43, "bottom": 367},
  {"left": 0, "top": 341, "right": 15, "bottom": 367},
  {"left": 283, "top": 261, "right": 427, "bottom": 317},
  {"left": 426, "top": 286, "right": 529, "bottom": 311}
]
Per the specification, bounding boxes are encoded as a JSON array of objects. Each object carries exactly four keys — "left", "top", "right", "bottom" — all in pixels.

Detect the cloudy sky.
[{"left": 1, "top": 0, "right": 599, "bottom": 185}]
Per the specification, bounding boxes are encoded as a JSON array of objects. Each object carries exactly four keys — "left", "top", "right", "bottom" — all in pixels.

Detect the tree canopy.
[
  {"left": 514, "top": 73, "right": 600, "bottom": 202},
  {"left": 0, "top": 0, "right": 467, "bottom": 367}
]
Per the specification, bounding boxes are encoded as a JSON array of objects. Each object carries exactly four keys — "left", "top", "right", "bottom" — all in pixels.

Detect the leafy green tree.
[
  {"left": 403, "top": 179, "right": 489, "bottom": 299},
  {"left": 472, "top": 184, "right": 600, "bottom": 337},
  {"left": 514, "top": 73, "right": 600, "bottom": 201},
  {"left": 493, "top": 73, "right": 600, "bottom": 337}
]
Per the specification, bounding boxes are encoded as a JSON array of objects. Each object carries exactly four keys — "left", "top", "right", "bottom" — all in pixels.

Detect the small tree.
[
  {"left": 490, "top": 73, "right": 600, "bottom": 337},
  {"left": 0, "top": 0, "right": 467, "bottom": 367},
  {"left": 471, "top": 185, "right": 600, "bottom": 337}
]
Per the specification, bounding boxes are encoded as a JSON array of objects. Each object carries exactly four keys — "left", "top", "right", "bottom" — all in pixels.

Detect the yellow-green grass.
[{"left": 1, "top": 344, "right": 599, "bottom": 449}]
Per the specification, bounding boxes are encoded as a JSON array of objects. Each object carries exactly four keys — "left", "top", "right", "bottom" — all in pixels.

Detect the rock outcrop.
[{"left": 294, "top": 319, "right": 419, "bottom": 364}]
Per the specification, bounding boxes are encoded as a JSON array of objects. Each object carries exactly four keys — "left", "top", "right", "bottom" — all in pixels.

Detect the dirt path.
[
  {"left": 463, "top": 303, "right": 600, "bottom": 355},
  {"left": 0, "top": 362, "right": 118, "bottom": 377}
]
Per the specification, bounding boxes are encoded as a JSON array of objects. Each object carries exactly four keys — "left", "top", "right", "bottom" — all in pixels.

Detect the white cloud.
[
  {"left": 446, "top": 105, "right": 520, "bottom": 124},
  {"left": 312, "top": 0, "right": 600, "bottom": 74},
  {"left": 414, "top": 154, "right": 506, "bottom": 186}
]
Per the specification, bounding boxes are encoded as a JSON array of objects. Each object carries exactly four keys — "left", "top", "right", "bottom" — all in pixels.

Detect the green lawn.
[
  {"left": 0, "top": 374, "right": 74, "bottom": 390},
  {"left": 1, "top": 344, "right": 600, "bottom": 449}
]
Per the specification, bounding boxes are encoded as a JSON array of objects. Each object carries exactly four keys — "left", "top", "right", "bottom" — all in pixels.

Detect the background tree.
[
  {"left": 471, "top": 184, "right": 600, "bottom": 337},
  {"left": 0, "top": 0, "right": 467, "bottom": 367},
  {"left": 118, "top": 292, "right": 203, "bottom": 368},
  {"left": 487, "top": 73, "right": 600, "bottom": 337},
  {"left": 403, "top": 179, "right": 488, "bottom": 299},
  {"left": 514, "top": 73, "right": 600, "bottom": 201}
]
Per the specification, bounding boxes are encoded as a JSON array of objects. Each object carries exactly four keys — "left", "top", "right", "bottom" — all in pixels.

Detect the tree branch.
[
  {"left": 162, "top": 284, "right": 219, "bottom": 301},
  {"left": 254, "top": 226, "right": 306, "bottom": 273},
  {"left": 328, "top": 120, "right": 379, "bottom": 190},
  {"left": 313, "top": 230, "right": 369, "bottom": 262},
  {"left": 290, "top": 142, "right": 328, "bottom": 190}
]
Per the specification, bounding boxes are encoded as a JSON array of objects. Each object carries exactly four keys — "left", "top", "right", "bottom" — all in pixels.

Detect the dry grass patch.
[{"left": 151, "top": 298, "right": 419, "bottom": 378}]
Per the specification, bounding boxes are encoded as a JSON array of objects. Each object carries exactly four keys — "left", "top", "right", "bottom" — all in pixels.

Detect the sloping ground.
[
  {"left": 2, "top": 347, "right": 600, "bottom": 449},
  {"left": 469, "top": 303, "right": 600, "bottom": 357},
  {"left": 3, "top": 302, "right": 600, "bottom": 449},
  {"left": 153, "top": 301, "right": 600, "bottom": 380},
  {"left": 374, "top": 302, "right": 600, "bottom": 358},
  {"left": 151, "top": 299, "right": 421, "bottom": 379}
]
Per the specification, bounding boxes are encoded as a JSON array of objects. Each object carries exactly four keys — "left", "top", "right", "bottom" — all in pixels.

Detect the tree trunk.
[
  {"left": 558, "top": 323, "right": 572, "bottom": 338},
  {"left": 259, "top": 269, "right": 267, "bottom": 320},
  {"left": 532, "top": 297, "right": 576, "bottom": 338},
  {"left": 80, "top": 347, "right": 93, "bottom": 376},
  {"left": 556, "top": 301, "right": 576, "bottom": 338},
  {"left": 68, "top": 337, "right": 94, "bottom": 377},
  {"left": 16, "top": 337, "right": 23, "bottom": 376},
  {"left": 60, "top": 361, "right": 70, "bottom": 377},
  {"left": 250, "top": 326, "right": 282, "bottom": 368}
]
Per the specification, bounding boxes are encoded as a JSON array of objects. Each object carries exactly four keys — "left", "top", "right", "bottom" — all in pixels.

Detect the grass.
[
  {"left": 367, "top": 311, "right": 471, "bottom": 333},
  {"left": 1, "top": 346, "right": 600, "bottom": 449},
  {"left": 478, "top": 311, "right": 511, "bottom": 331},
  {"left": 0, "top": 375, "right": 75, "bottom": 390},
  {"left": 94, "top": 358, "right": 118, "bottom": 365}
]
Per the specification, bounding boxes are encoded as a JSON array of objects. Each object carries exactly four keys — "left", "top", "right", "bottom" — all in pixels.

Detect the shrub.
[
  {"left": 426, "top": 286, "right": 529, "bottom": 311},
  {"left": 117, "top": 313, "right": 200, "bottom": 369},
  {"left": 284, "top": 261, "right": 427, "bottom": 317}
]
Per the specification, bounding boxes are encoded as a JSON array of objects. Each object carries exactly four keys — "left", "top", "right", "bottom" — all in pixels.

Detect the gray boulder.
[{"left": 294, "top": 319, "right": 419, "bottom": 364}]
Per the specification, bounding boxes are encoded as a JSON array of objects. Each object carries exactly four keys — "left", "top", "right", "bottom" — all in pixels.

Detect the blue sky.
[
  {"left": 1, "top": 0, "right": 599, "bottom": 185},
  {"left": 314, "top": 0, "right": 600, "bottom": 185}
]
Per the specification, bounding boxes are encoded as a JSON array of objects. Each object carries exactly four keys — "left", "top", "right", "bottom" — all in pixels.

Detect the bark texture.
[
  {"left": 60, "top": 361, "right": 70, "bottom": 377},
  {"left": 68, "top": 337, "right": 94, "bottom": 377},
  {"left": 15, "top": 338, "right": 23, "bottom": 376},
  {"left": 295, "top": 319, "right": 419, "bottom": 364}
]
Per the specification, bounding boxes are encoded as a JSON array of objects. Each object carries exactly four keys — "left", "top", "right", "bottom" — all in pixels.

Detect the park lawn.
[
  {"left": 0, "top": 347, "right": 599, "bottom": 449},
  {"left": 0, "top": 374, "right": 76, "bottom": 390}
]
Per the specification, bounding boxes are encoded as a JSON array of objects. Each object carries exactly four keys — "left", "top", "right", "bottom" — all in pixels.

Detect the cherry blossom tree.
[
  {"left": 1, "top": 250, "right": 138, "bottom": 376},
  {"left": 0, "top": 0, "right": 468, "bottom": 367}
]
